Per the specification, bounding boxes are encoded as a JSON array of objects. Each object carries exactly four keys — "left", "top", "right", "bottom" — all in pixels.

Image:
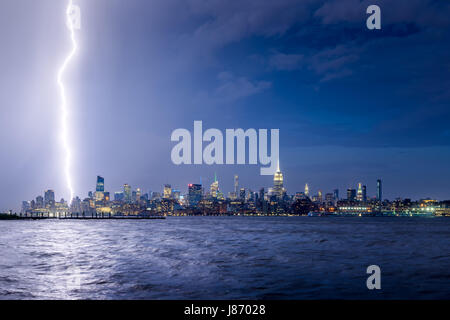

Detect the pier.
[{"left": 0, "top": 212, "right": 165, "bottom": 220}]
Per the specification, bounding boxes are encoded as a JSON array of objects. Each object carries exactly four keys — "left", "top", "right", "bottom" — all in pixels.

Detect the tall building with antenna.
[
  {"left": 273, "top": 161, "right": 285, "bottom": 199},
  {"left": 357, "top": 183, "right": 363, "bottom": 201}
]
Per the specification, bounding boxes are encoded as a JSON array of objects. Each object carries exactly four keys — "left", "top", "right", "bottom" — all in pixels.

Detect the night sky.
[{"left": 1, "top": 0, "right": 449, "bottom": 211}]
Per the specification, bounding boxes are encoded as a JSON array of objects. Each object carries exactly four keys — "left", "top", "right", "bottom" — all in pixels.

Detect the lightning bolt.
[{"left": 57, "top": 0, "right": 78, "bottom": 203}]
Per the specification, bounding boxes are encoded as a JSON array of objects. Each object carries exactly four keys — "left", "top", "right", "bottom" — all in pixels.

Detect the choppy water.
[{"left": 0, "top": 216, "right": 449, "bottom": 300}]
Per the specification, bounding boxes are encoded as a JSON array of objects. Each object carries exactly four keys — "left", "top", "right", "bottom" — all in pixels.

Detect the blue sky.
[{"left": 1, "top": 0, "right": 449, "bottom": 210}]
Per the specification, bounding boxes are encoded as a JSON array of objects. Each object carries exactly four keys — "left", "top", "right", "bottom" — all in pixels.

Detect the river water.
[{"left": 0, "top": 216, "right": 449, "bottom": 299}]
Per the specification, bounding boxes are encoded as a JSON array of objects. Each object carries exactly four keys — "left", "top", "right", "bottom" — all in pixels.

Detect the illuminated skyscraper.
[
  {"left": 210, "top": 173, "right": 219, "bottom": 198},
  {"left": 96, "top": 176, "right": 104, "bottom": 192},
  {"left": 234, "top": 175, "right": 239, "bottom": 195},
  {"left": 123, "top": 184, "right": 132, "bottom": 202},
  {"left": 273, "top": 161, "right": 285, "bottom": 199},
  {"left": 305, "top": 183, "right": 309, "bottom": 197},
  {"left": 377, "top": 179, "right": 382, "bottom": 202},
  {"left": 95, "top": 176, "right": 105, "bottom": 201},
  {"left": 188, "top": 184, "right": 202, "bottom": 207},
  {"left": 163, "top": 184, "right": 172, "bottom": 199},
  {"left": 44, "top": 189, "right": 55, "bottom": 207},
  {"left": 136, "top": 188, "right": 141, "bottom": 201},
  {"left": 357, "top": 183, "right": 363, "bottom": 201}
]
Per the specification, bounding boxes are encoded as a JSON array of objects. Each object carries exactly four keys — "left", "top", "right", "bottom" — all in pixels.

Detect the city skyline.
[
  {"left": 8, "top": 158, "right": 449, "bottom": 212},
  {"left": 1, "top": 0, "right": 450, "bottom": 211},
  {"left": 18, "top": 167, "right": 450, "bottom": 218}
]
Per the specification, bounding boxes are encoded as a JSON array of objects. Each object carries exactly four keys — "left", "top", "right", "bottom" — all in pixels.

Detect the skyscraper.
[
  {"left": 305, "top": 183, "right": 309, "bottom": 197},
  {"left": 95, "top": 176, "right": 105, "bottom": 202},
  {"left": 347, "top": 188, "right": 356, "bottom": 201},
  {"left": 362, "top": 185, "right": 367, "bottom": 202},
  {"left": 325, "top": 193, "right": 334, "bottom": 204},
  {"left": 273, "top": 161, "right": 285, "bottom": 199},
  {"left": 96, "top": 176, "right": 105, "bottom": 192},
  {"left": 172, "top": 190, "right": 181, "bottom": 200},
  {"left": 210, "top": 173, "right": 219, "bottom": 198},
  {"left": 163, "top": 184, "right": 172, "bottom": 199},
  {"left": 234, "top": 175, "right": 239, "bottom": 195},
  {"left": 239, "top": 188, "right": 246, "bottom": 200},
  {"left": 377, "top": 179, "right": 382, "bottom": 202},
  {"left": 44, "top": 189, "right": 55, "bottom": 207},
  {"left": 114, "top": 191, "right": 124, "bottom": 201},
  {"left": 188, "top": 184, "right": 202, "bottom": 207},
  {"left": 123, "top": 184, "right": 132, "bottom": 202},
  {"left": 259, "top": 188, "right": 265, "bottom": 202},
  {"left": 136, "top": 188, "right": 141, "bottom": 201},
  {"left": 36, "top": 195, "right": 44, "bottom": 208},
  {"left": 357, "top": 183, "right": 363, "bottom": 201},
  {"left": 333, "top": 189, "right": 339, "bottom": 201}
]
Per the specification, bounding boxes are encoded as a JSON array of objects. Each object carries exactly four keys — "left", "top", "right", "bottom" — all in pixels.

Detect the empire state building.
[{"left": 273, "top": 161, "right": 285, "bottom": 199}]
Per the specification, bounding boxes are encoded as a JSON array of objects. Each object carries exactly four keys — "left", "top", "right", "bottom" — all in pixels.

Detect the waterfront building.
[
  {"left": 21, "top": 201, "right": 31, "bottom": 213},
  {"left": 36, "top": 195, "right": 44, "bottom": 208},
  {"left": 44, "top": 190, "right": 55, "bottom": 207}
]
